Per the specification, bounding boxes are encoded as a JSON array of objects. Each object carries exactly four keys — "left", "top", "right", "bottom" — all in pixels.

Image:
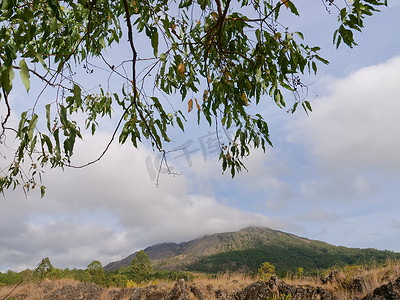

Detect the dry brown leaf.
[
  {"left": 177, "top": 62, "right": 185, "bottom": 77},
  {"left": 242, "top": 92, "right": 248, "bottom": 106},
  {"left": 188, "top": 99, "right": 193, "bottom": 112},
  {"left": 194, "top": 98, "right": 201, "bottom": 111}
]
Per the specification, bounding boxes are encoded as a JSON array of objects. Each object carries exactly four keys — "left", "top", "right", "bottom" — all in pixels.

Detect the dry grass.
[
  {"left": 1, "top": 260, "right": 400, "bottom": 299},
  {"left": 0, "top": 278, "right": 83, "bottom": 300},
  {"left": 283, "top": 259, "right": 400, "bottom": 299},
  {"left": 187, "top": 272, "right": 255, "bottom": 299}
]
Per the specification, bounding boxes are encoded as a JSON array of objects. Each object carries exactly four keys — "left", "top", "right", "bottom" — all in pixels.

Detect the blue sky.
[{"left": 1, "top": 1, "right": 400, "bottom": 272}]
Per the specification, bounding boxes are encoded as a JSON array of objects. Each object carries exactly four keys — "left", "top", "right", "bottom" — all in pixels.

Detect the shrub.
[{"left": 258, "top": 262, "right": 276, "bottom": 281}]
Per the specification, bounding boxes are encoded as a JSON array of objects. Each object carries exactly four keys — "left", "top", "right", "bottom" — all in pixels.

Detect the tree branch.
[
  {"left": 0, "top": 87, "right": 11, "bottom": 142},
  {"left": 121, "top": 0, "right": 164, "bottom": 153}
]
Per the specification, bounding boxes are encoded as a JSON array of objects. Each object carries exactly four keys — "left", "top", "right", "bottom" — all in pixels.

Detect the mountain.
[{"left": 104, "top": 226, "right": 400, "bottom": 276}]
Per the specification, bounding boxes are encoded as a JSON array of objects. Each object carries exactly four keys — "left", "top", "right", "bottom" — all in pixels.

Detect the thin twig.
[{"left": 0, "top": 86, "right": 11, "bottom": 142}]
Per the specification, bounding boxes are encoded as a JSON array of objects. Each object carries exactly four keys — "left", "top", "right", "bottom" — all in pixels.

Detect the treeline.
[
  {"left": 187, "top": 245, "right": 400, "bottom": 277},
  {"left": 0, "top": 251, "right": 192, "bottom": 288}
]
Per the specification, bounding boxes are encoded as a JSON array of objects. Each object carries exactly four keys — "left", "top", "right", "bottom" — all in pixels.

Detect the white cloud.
[
  {"left": 0, "top": 133, "right": 284, "bottom": 272},
  {"left": 288, "top": 55, "right": 400, "bottom": 173}
]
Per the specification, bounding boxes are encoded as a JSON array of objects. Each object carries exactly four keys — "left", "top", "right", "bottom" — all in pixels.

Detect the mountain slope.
[{"left": 104, "top": 227, "right": 400, "bottom": 275}]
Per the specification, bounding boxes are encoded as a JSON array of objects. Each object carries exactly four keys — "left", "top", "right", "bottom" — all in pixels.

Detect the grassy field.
[{"left": 1, "top": 259, "right": 400, "bottom": 299}]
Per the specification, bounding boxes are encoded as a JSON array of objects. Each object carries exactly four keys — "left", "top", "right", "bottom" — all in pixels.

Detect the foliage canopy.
[{"left": 0, "top": 0, "right": 387, "bottom": 194}]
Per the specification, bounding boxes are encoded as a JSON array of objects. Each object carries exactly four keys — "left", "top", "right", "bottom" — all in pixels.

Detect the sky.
[{"left": 1, "top": 1, "right": 400, "bottom": 272}]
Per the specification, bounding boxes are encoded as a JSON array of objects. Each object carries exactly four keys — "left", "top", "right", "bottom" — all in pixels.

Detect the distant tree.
[
  {"left": 0, "top": 0, "right": 387, "bottom": 194},
  {"left": 34, "top": 257, "right": 54, "bottom": 280},
  {"left": 109, "top": 274, "right": 128, "bottom": 288},
  {"left": 19, "top": 268, "right": 34, "bottom": 282},
  {"left": 258, "top": 261, "right": 276, "bottom": 281},
  {"left": 71, "top": 268, "right": 92, "bottom": 283},
  {"left": 131, "top": 250, "right": 155, "bottom": 281},
  {"left": 119, "top": 250, "right": 154, "bottom": 283},
  {"left": 47, "top": 268, "right": 67, "bottom": 279},
  {"left": 0, "top": 270, "right": 22, "bottom": 285},
  {"left": 86, "top": 260, "right": 107, "bottom": 286}
]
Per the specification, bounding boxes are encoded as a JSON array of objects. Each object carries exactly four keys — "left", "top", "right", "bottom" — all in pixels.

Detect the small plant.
[
  {"left": 297, "top": 267, "right": 304, "bottom": 279},
  {"left": 126, "top": 279, "right": 136, "bottom": 288},
  {"left": 258, "top": 262, "right": 276, "bottom": 281},
  {"left": 267, "top": 294, "right": 293, "bottom": 300}
]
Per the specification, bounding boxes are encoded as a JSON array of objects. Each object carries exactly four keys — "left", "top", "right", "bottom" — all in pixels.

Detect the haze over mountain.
[{"left": 105, "top": 227, "right": 400, "bottom": 275}]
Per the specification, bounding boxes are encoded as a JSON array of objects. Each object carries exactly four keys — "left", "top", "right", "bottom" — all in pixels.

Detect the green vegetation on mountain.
[
  {"left": 105, "top": 227, "right": 400, "bottom": 276},
  {"left": 2, "top": 227, "right": 399, "bottom": 289},
  {"left": 186, "top": 245, "right": 400, "bottom": 276}
]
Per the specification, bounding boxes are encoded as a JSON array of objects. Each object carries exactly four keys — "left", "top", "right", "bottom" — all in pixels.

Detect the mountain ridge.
[{"left": 104, "top": 226, "right": 400, "bottom": 275}]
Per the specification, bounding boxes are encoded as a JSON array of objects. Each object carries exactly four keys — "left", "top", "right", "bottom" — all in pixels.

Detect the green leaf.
[
  {"left": 53, "top": 128, "right": 61, "bottom": 157},
  {"left": 255, "top": 29, "right": 261, "bottom": 42},
  {"left": 292, "top": 102, "right": 299, "bottom": 114},
  {"left": 19, "top": 59, "right": 30, "bottom": 92},
  {"left": 59, "top": 105, "right": 68, "bottom": 126},
  {"left": 274, "top": 89, "right": 285, "bottom": 108},
  {"left": 294, "top": 31, "right": 304, "bottom": 40},
  {"left": 176, "top": 116, "right": 184, "bottom": 131},
  {"left": 179, "top": 0, "right": 193, "bottom": 8},
  {"left": 45, "top": 104, "right": 51, "bottom": 131},
  {"left": 30, "top": 135, "right": 37, "bottom": 155},
  {"left": 255, "top": 67, "right": 262, "bottom": 83},
  {"left": 1, "top": 66, "right": 15, "bottom": 95},
  {"left": 151, "top": 30, "right": 159, "bottom": 57},
  {"left": 42, "top": 134, "right": 53, "bottom": 153},
  {"left": 40, "top": 186, "right": 46, "bottom": 198},
  {"left": 304, "top": 100, "right": 312, "bottom": 112},
  {"left": 18, "top": 111, "right": 28, "bottom": 138},
  {"left": 35, "top": 54, "right": 51, "bottom": 74},
  {"left": 73, "top": 84, "right": 82, "bottom": 107},
  {"left": 50, "top": 17, "right": 57, "bottom": 32},
  {"left": 119, "top": 124, "right": 129, "bottom": 144},
  {"left": 99, "top": 37, "right": 106, "bottom": 49},
  {"left": 287, "top": 1, "right": 299, "bottom": 16},
  {"left": 315, "top": 55, "right": 329, "bottom": 65},
  {"left": 160, "top": 53, "right": 167, "bottom": 62},
  {"left": 27, "top": 114, "right": 38, "bottom": 141},
  {"left": 311, "top": 61, "right": 317, "bottom": 74}
]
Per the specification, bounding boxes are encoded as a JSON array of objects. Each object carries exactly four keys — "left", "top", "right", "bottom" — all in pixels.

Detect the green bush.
[{"left": 258, "top": 262, "right": 276, "bottom": 281}]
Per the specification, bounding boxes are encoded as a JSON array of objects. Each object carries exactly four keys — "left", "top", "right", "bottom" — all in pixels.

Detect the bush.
[
  {"left": 258, "top": 262, "right": 276, "bottom": 281},
  {"left": 109, "top": 274, "right": 128, "bottom": 288}
]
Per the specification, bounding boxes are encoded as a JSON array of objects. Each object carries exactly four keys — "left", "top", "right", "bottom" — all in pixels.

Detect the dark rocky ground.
[{"left": 2, "top": 275, "right": 400, "bottom": 299}]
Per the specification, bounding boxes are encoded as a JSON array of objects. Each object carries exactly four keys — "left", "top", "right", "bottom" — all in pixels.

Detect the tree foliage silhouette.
[{"left": 0, "top": 0, "right": 387, "bottom": 194}]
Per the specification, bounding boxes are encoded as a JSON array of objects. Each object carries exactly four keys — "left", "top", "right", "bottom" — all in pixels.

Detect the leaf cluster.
[{"left": 0, "top": 0, "right": 387, "bottom": 194}]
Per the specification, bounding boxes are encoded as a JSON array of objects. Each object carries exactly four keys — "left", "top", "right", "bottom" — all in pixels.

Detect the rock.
[
  {"left": 344, "top": 277, "right": 367, "bottom": 294},
  {"left": 190, "top": 284, "right": 204, "bottom": 300},
  {"left": 363, "top": 277, "right": 400, "bottom": 300},
  {"left": 130, "top": 285, "right": 168, "bottom": 300},
  {"left": 215, "top": 288, "right": 229, "bottom": 299},
  {"left": 43, "top": 283, "right": 103, "bottom": 300},
  {"left": 168, "top": 278, "right": 190, "bottom": 300},
  {"left": 232, "top": 277, "right": 335, "bottom": 300},
  {"left": 109, "top": 288, "right": 135, "bottom": 300},
  {"left": 232, "top": 280, "right": 274, "bottom": 300},
  {"left": 77, "top": 282, "right": 103, "bottom": 299},
  {"left": 321, "top": 271, "right": 339, "bottom": 285}
]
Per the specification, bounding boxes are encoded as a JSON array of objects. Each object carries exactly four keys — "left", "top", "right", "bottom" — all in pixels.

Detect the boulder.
[
  {"left": 233, "top": 276, "right": 335, "bottom": 300},
  {"left": 363, "top": 277, "right": 400, "bottom": 300},
  {"left": 233, "top": 280, "right": 274, "bottom": 300},
  {"left": 168, "top": 278, "right": 190, "bottom": 300}
]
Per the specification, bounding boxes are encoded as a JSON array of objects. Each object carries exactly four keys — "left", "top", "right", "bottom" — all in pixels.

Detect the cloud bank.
[
  {"left": 288, "top": 56, "right": 400, "bottom": 173},
  {"left": 0, "top": 135, "right": 278, "bottom": 272}
]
